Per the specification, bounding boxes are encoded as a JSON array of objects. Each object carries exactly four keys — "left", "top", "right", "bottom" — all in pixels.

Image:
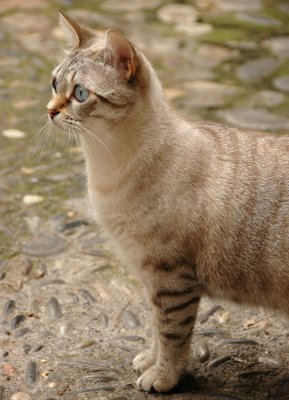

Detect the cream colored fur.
[{"left": 47, "top": 13, "right": 289, "bottom": 393}]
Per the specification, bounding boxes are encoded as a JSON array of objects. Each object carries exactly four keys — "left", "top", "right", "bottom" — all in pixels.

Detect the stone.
[
  {"left": 22, "top": 195, "right": 44, "bottom": 205},
  {"left": 157, "top": 4, "right": 198, "bottom": 25},
  {"left": 264, "top": 36, "right": 289, "bottom": 59},
  {"left": 222, "top": 338, "right": 260, "bottom": 346},
  {"left": 272, "top": 75, "right": 289, "bottom": 92},
  {"left": 11, "top": 393, "right": 31, "bottom": 400},
  {"left": 220, "top": 107, "right": 289, "bottom": 130},
  {"left": 3, "top": 363, "right": 16, "bottom": 376},
  {"left": 102, "top": 0, "right": 160, "bottom": 12},
  {"left": 183, "top": 80, "right": 242, "bottom": 108},
  {"left": 176, "top": 23, "right": 213, "bottom": 37},
  {"left": 193, "top": 340, "right": 210, "bottom": 362},
  {"left": 3, "top": 300, "right": 16, "bottom": 316},
  {"left": 11, "top": 315, "right": 26, "bottom": 329},
  {"left": 76, "top": 339, "right": 97, "bottom": 349},
  {"left": 46, "top": 297, "right": 62, "bottom": 320},
  {"left": 236, "top": 12, "right": 281, "bottom": 27},
  {"left": 207, "top": 355, "right": 231, "bottom": 368},
  {"left": 122, "top": 310, "right": 141, "bottom": 329},
  {"left": 236, "top": 57, "right": 281, "bottom": 82},
  {"left": 2, "top": 129, "right": 26, "bottom": 139},
  {"left": 59, "top": 321, "right": 73, "bottom": 336},
  {"left": 251, "top": 90, "right": 285, "bottom": 107},
  {"left": 258, "top": 356, "right": 280, "bottom": 368},
  {"left": 195, "top": 0, "right": 262, "bottom": 12},
  {"left": 1, "top": 12, "right": 51, "bottom": 34},
  {"left": 24, "top": 361, "right": 38, "bottom": 385},
  {"left": 20, "top": 258, "right": 33, "bottom": 276},
  {"left": 21, "top": 234, "right": 67, "bottom": 257}
]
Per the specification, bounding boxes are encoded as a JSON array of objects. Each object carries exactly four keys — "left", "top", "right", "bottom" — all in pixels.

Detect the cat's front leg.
[{"left": 136, "top": 264, "right": 202, "bottom": 393}]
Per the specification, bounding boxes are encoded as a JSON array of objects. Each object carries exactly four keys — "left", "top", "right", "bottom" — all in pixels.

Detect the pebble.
[
  {"left": 196, "top": 0, "right": 262, "bottom": 12},
  {"left": 193, "top": 340, "right": 210, "bottom": 362},
  {"left": 20, "top": 258, "right": 33, "bottom": 276},
  {"left": 23, "top": 344, "right": 31, "bottom": 354},
  {"left": 15, "top": 328, "right": 30, "bottom": 338},
  {"left": 24, "top": 361, "right": 38, "bottom": 385},
  {"left": 3, "top": 363, "right": 16, "bottom": 376},
  {"left": 222, "top": 338, "right": 260, "bottom": 346},
  {"left": 3, "top": 299, "right": 16, "bottom": 316},
  {"left": 157, "top": 4, "right": 198, "bottom": 25},
  {"left": 258, "top": 356, "right": 280, "bottom": 368},
  {"left": 22, "top": 194, "right": 44, "bottom": 205},
  {"left": 11, "top": 314, "right": 26, "bottom": 329},
  {"left": 119, "top": 335, "right": 145, "bottom": 342},
  {"left": 264, "top": 36, "right": 289, "bottom": 59},
  {"left": 220, "top": 107, "right": 289, "bottom": 130},
  {"left": 76, "top": 339, "right": 96, "bottom": 349},
  {"left": 60, "top": 361, "right": 120, "bottom": 374},
  {"left": 251, "top": 90, "right": 285, "bottom": 107},
  {"left": 59, "top": 321, "right": 73, "bottom": 336},
  {"left": 34, "top": 262, "right": 47, "bottom": 278},
  {"left": 46, "top": 297, "right": 62, "bottom": 320},
  {"left": 272, "top": 75, "right": 289, "bottom": 93},
  {"left": 79, "top": 289, "right": 96, "bottom": 303},
  {"left": 2, "top": 129, "right": 26, "bottom": 139},
  {"left": 80, "top": 375, "right": 118, "bottom": 382},
  {"left": 1, "top": 350, "right": 9, "bottom": 357},
  {"left": 11, "top": 393, "right": 31, "bottom": 400},
  {"left": 122, "top": 310, "right": 141, "bottom": 329},
  {"left": 199, "top": 305, "right": 222, "bottom": 324},
  {"left": 57, "top": 219, "right": 88, "bottom": 233},
  {"left": 22, "top": 234, "right": 67, "bottom": 257},
  {"left": 75, "top": 386, "right": 115, "bottom": 393},
  {"left": 207, "top": 355, "right": 231, "bottom": 369},
  {"left": 236, "top": 57, "right": 281, "bottom": 82},
  {"left": 196, "top": 328, "right": 225, "bottom": 337},
  {"left": 236, "top": 12, "right": 281, "bottom": 27},
  {"left": 183, "top": 80, "right": 241, "bottom": 108}
]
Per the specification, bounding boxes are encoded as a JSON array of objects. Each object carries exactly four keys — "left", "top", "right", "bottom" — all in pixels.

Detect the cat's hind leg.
[{"left": 136, "top": 263, "right": 202, "bottom": 393}]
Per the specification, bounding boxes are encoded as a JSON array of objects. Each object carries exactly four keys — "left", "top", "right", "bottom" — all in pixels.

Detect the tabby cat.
[{"left": 47, "top": 12, "right": 289, "bottom": 393}]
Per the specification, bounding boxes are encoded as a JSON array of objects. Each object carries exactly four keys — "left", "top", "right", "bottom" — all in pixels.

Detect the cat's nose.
[{"left": 48, "top": 108, "right": 60, "bottom": 120}]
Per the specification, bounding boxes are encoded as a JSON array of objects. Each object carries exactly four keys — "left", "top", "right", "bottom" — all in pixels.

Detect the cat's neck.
[{"left": 81, "top": 60, "right": 178, "bottom": 189}]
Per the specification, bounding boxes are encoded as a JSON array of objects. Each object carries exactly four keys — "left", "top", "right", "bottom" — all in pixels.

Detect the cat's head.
[{"left": 47, "top": 12, "right": 146, "bottom": 133}]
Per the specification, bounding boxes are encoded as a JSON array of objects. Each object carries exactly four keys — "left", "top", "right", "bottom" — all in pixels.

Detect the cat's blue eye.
[{"left": 74, "top": 85, "right": 89, "bottom": 102}]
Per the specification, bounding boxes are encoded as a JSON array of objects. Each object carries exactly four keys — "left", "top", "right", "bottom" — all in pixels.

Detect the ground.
[{"left": 1, "top": 0, "right": 289, "bottom": 399}]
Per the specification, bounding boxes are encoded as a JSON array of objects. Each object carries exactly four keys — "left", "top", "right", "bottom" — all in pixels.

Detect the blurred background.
[{"left": 1, "top": 1, "right": 289, "bottom": 399}]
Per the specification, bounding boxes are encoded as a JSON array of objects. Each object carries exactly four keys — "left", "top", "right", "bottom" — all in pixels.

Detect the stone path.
[{"left": 1, "top": 1, "right": 289, "bottom": 399}]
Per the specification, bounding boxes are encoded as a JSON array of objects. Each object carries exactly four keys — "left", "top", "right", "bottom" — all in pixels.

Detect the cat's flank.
[{"left": 47, "top": 12, "right": 289, "bottom": 393}]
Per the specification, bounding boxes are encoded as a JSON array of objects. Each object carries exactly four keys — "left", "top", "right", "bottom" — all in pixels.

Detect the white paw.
[
  {"left": 133, "top": 350, "right": 156, "bottom": 374},
  {"left": 136, "top": 365, "right": 179, "bottom": 393}
]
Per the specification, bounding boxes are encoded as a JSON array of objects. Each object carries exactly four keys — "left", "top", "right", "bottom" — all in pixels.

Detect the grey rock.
[
  {"left": 22, "top": 234, "right": 67, "bottom": 257},
  {"left": 220, "top": 107, "right": 289, "bottom": 130},
  {"left": 3, "top": 300, "right": 16, "bottom": 316},
  {"left": 59, "top": 321, "right": 73, "bottom": 336},
  {"left": 57, "top": 219, "right": 88, "bottom": 233},
  {"left": 15, "top": 328, "right": 30, "bottom": 338},
  {"left": 196, "top": 328, "right": 225, "bottom": 337},
  {"left": 251, "top": 90, "right": 285, "bottom": 107},
  {"left": 59, "top": 361, "right": 120, "bottom": 373},
  {"left": 196, "top": 0, "right": 262, "bottom": 12},
  {"left": 183, "top": 80, "right": 241, "bottom": 108},
  {"left": 119, "top": 335, "right": 145, "bottom": 342},
  {"left": 76, "top": 339, "right": 96, "bottom": 349},
  {"left": 264, "top": 36, "right": 289, "bottom": 59},
  {"left": 23, "top": 344, "right": 31, "bottom": 354},
  {"left": 33, "top": 345, "right": 44, "bottom": 352},
  {"left": 236, "top": 12, "right": 281, "bottom": 27},
  {"left": 258, "top": 356, "right": 280, "bottom": 368},
  {"left": 75, "top": 386, "right": 115, "bottom": 394},
  {"left": 24, "top": 361, "right": 38, "bottom": 385},
  {"left": 222, "top": 338, "right": 260, "bottom": 346},
  {"left": 122, "top": 310, "right": 141, "bottom": 329},
  {"left": 46, "top": 297, "right": 62, "bottom": 320},
  {"left": 236, "top": 57, "right": 281, "bottom": 82},
  {"left": 207, "top": 355, "right": 231, "bottom": 368},
  {"left": 193, "top": 340, "right": 210, "bottom": 362},
  {"left": 101, "top": 0, "right": 160, "bottom": 12},
  {"left": 157, "top": 4, "right": 198, "bottom": 25},
  {"left": 11, "top": 315, "right": 26, "bottom": 329},
  {"left": 273, "top": 75, "right": 289, "bottom": 92},
  {"left": 79, "top": 289, "right": 96, "bottom": 303}
]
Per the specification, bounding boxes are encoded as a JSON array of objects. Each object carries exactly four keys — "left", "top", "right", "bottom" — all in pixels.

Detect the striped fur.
[{"left": 49, "top": 14, "right": 289, "bottom": 393}]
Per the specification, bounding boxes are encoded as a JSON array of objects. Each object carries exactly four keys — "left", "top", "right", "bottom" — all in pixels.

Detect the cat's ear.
[
  {"left": 104, "top": 29, "right": 137, "bottom": 80},
  {"left": 58, "top": 11, "right": 95, "bottom": 49}
]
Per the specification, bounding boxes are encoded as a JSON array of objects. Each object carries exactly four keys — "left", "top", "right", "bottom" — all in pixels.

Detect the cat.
[{"left": 47, "top": 12, "right": 289, "bottom": 393}]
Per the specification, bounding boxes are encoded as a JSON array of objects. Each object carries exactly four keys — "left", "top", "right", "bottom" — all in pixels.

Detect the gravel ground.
[{"left": 1, "top": 0, "right": 289, "bottom": 399}]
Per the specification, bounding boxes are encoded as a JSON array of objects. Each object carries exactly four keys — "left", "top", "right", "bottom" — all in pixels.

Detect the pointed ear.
[
  {"left": 58, "top": 11, "right": 95, "bottom": 49},
  {"left": 104, "top": 29, "right": 137, "bottom": 80}
]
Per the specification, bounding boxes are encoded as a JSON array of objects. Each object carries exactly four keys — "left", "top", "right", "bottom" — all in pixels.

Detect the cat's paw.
[
  {"left": 136, "top": 365, "right": 179, "bottom": 393},
  {"left": 133, "top": 350, "right": 156, "bottom": 374}
]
